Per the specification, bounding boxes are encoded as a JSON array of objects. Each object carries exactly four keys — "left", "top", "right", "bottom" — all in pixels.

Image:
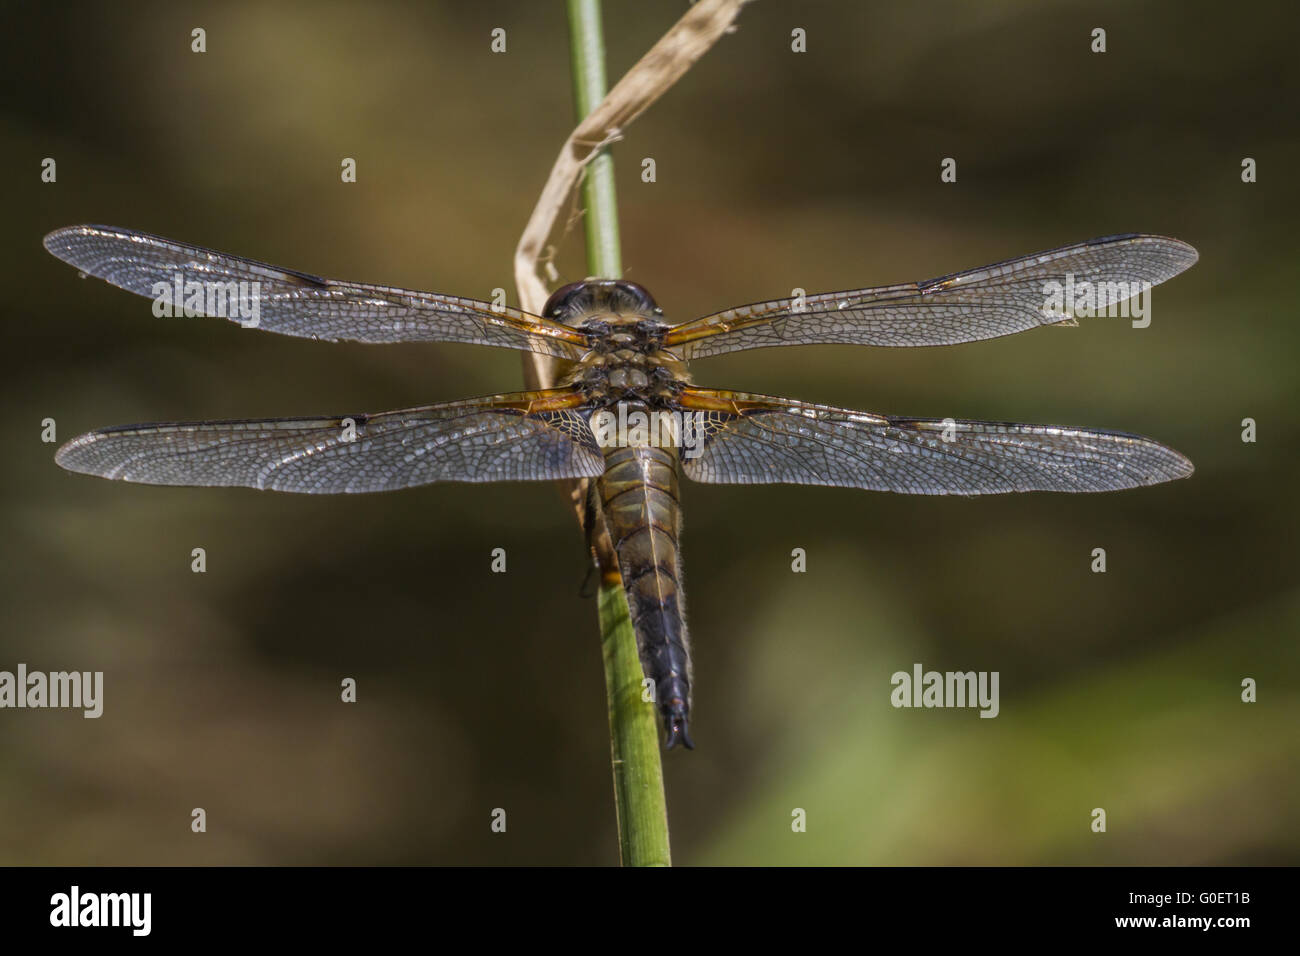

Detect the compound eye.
[
  {"left": 607, "top": 280, "right": 658, "bottom": 315},
  {"left": 543, "top": 281, "right": 592, "bottom": 321}
]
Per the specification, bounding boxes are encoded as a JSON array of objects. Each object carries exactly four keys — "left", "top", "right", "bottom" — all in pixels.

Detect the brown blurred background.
[{"left": 1, "top": 0, "right": 1296, "bottom": 864}]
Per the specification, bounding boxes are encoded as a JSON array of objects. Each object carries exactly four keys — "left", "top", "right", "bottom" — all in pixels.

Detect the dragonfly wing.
[
  {"left": 44, "top": 225, "right": 588, "bottom": 359},
  {"left": 664, "top": 234, "right": 1197, "bottom": 358},
  {"left": 55, "top": 391, "right": 604, "bottom": 493},
  {"left": 677, "top": 388, "right": 1193, "bottom": 494}
]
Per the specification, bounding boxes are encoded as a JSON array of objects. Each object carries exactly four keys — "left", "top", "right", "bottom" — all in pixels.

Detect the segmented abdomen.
[{"left": 598, "top": 440, "right": 693, "bottom": 749}]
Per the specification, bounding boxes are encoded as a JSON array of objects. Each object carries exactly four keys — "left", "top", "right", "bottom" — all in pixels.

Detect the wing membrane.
[
  {"left": 678, "top": 388, "right": 1192, "bottom": 494},
  {"left": 665, "top": 234, "right": 1197, "bottom": 358},
  {"left": 55, "top": 390, "right": 604, "bottom": 493},
  {"left": 44, "top": 225, "right": 588, "bottom": 359}
]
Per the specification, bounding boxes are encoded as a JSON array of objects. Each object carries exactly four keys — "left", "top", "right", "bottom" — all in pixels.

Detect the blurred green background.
[{"left": 1, "top": 0, "right": 1296, "bottom": 865}]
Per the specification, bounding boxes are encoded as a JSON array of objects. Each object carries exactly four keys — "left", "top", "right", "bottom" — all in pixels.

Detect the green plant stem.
[
  {"left": 568, "top": 0, "right": 623, "bottom": 279},
  {"left": 598, "top": 576, "right": 671, "bottom": 866},
  {"left": 566, "top": 0, "right": 671, "bottom": 867}
]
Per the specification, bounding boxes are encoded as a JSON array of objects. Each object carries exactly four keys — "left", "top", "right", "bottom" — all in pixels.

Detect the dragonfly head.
[{"left": 543, "top": 278, "right": 662, "bottom": 325}]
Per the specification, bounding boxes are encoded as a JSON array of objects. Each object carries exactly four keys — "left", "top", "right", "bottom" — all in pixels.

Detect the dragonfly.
[{"left": 45, "top": 225, "right": 1197, "bottom": 749}]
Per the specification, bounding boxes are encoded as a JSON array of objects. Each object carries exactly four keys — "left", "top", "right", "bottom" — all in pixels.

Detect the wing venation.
[
  {"left": 678, "top": 388, "right": 1192, "bottom": 494},
  {"left": 44, "top": 225, "right": 587, "bottom": 358},
  {"left": 665, "top": 235, "right": 1198, "bottom": 357},
  {"left": 56, "top": 392, "right": 604, "bottom": 493}
]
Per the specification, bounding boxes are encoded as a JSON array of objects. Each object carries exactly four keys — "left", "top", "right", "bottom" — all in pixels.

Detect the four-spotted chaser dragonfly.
[{"left": 45, "top": 226, "right": 1196, "bottom": 749}]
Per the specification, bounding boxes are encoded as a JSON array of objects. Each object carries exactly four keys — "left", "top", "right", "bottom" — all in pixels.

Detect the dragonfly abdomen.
[{"left": 598, "top": 441, "right": 693, "bottom": 749}]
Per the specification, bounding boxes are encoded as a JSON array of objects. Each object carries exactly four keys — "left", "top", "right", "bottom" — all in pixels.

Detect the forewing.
[
  {"left": 55, "top": 391, "right": 605, "bottom": 493},
  {"left": 44, "top": 225, "right": 587, "bottom": 359},
  {"left": 678, "top": 388, "right": 1193, "bottom": 494},
  {"left": 665, "top": 235, "right": 1198, "bottom": 358}
]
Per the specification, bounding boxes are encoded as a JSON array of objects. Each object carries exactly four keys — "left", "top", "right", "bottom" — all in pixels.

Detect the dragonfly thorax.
[
  {"left": 543, "top": 279, "right": 689, "bottom": 403},
  {"left": 566, "top": 349, "right": 688, "bottom": 404}
]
